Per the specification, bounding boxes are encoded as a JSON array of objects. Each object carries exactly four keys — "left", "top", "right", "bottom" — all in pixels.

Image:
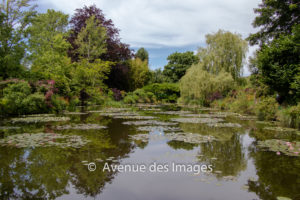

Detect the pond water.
[{"left": 0, "top": 105, "right": 300, "bottom": 200}]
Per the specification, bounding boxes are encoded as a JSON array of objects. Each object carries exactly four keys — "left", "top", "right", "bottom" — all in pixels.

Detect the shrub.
[
  {"left": 255, "top": 97, "right": 278, "bottom": 121},
  {"left": 277, "top": 103, "right": 300, "bottom": 129},
  {"left": 68, "top": 97, "right": 80, "bottom": 111},
  {"left": 229, "top": 92, "right": 255, "bottom": 115},
  {"left": 0, "top": 82, "right": 32, "bottom": 115},
  {"left": 51, "top": 94, "right": 68, "bottom": 113},
  {"left": 22, "top": 93, "right": 48, "bottom": 114},
  {"left": 143, "top": 83, "right": 179, "bottom": 103}
]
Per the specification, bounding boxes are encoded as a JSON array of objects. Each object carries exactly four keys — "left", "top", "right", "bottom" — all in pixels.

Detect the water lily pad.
[
  {"left": 0, "top": 126, "right": 21, "bottom": 130},
  {"left": 0, "top": 133, "right": 90, "bottom": 148},
  {"left": 170, "top": 118, "right": 224, "bottom": 124},
  {"left": 264, "top": 126, "right": 299, "bottom": 132},
  {"left": 277, "top": 197, "right": 292, "bottom": 200},
  {"left": 257, "top": 139, "right": 300, "bottom": 157},
  {"left": 11, "top": 116, "right": 70, "bottom": 123},
  {"left": 99, "top": 112, "right": 139, "bottom": 117},
  {"left": 153, "top": 111, "right": 192, "bottom": 115},
  {"left": 63, "top": 111, "right": 88, "bottom": 115},
  {"left": 55, "top": 124, "right": 107, "bottom": 130},
  {"left": 112, "top": 115, "right": 156, "bottom": 120},
  {"left": 123, "top": 120, "right": 177, "bottom": 126},
  {"left": 206, "top": 123, "right": 242, "bottom": 128},
  {"left": 165, "top": 132, "right": 216, "bottom": 144},
  {"left": 137, "top": 126, "right": 181, "bottom": 132}
]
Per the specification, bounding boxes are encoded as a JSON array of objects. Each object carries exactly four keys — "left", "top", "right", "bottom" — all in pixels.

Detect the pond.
[{"left": 0, "top": 105, "right": 300, "bottom": 200}]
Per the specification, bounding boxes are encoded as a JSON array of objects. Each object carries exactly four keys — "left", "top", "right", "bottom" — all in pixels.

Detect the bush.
[
  {"left": 0, "top": 82, "right": 32, "bottom": 115},
  {"left": 179, "top": 64, "right": 236, "bottom": 106},
  {"left": 277, "top": 103, "right": 300, "bottom": 129},
  {"left": 229, "top": 92, "right": 255, "bottom": 115},
  {"left": 143, "top": 83, "right": 179, "bottom": 103},
  {"left": 123, "top": 89, "right": 156, "bottom": 104},
  {"left": 255, "top": 97, "right": 278, "bottom": 121},
  {"left": 67, "top": 97, "right": 80, "bottom": 111},
  {"left": 51, "top": 94, "right": 68, "bottom": 113},
  {"left": 22, "top": 93, "right": 48, "bottom": 114}
]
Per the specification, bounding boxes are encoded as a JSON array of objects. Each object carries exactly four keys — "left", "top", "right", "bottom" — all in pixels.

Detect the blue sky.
[{"left": 37, "top": 0, "right": 260, "bottom": 75}]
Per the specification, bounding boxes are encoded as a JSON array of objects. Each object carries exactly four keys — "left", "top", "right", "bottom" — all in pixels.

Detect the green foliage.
[
  {"left": 27, "top": 9, "right": 72, "bottom": 95},
  {"left": 256, "top": 97, "right": 278, "bottom": 121},
  {"left": 198, "top": 30, "right": 248, "bottom": 80},
  {"left": 148, "top": 69, "right": 167, "bottom": 84},
  {"left": 143, "top": 83, "right": 180, "bottom": 103},
  {"left": 163, "top": 51, "right": 199, "bottom": 82},
  {"left": 75, "top": 15, "right": 107, "bottom": 62},
  {"left": 50, "top": 94, "right": 67, "bottom": 113},
  {"left": 0, "top": 82, "right": 48, "bottom": 115},
  {"left": 22, "top": 93, "right": 48, "bottom": 114},
  {"left": 277, "top": 103, "right": 300, "bottom": 130},
  {"left": 135, "top": 48, "right": 149, "bottom": 63},
  {"left": 72, "top": 59, "right": 111, "bottom": 91},
  {"left": 179, "top": 63, "right": 235, "bottom": 106},
  {"left": 228, "top": 92, "right": 255, "bottom": 115},
  {"left": 0, "top": 82, "right": 31, "bottom": 115},
  {"left": 248, "top": 0, "right": 300, "bottom": 45},
  {"left": 129, "top": 58, "right": 150, "bottom": 90},
  {"left": 256, "top": 25, "right": 300, "bottom": 104},
  {"left": 0, "top": 0, "right": 35, "bottom": 79},
  {"left": 123, "top": 89, "right": 156, "bottom": 104}
]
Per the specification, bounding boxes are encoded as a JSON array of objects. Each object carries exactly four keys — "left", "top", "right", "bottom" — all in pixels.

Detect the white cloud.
[{"left": 40, "top": 0, "right": 261, "bottom": 48}]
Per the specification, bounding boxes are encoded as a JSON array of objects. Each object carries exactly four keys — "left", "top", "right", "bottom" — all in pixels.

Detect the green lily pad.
[{"left": 11, "top": 116, "right": 70, "bottom": 123}]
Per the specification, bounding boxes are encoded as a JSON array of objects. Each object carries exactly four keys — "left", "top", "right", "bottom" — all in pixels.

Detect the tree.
[
  {"left": 248, "top": 0, "right": 300, "bottom": 45},
  {"left": 75, "top": 15, "right": 107, "bottom": 62},
  {"left": 0, "top": 0, "right": 36, "bottom": 79},
  {"left": 163, "top": 51, "right": 199, "bottom": 83},
  {"left": 26, "top": 9, "right": 71, "bottom": 95},
  {"left": 256, "top": 25, "right": 300, "bottom": 104},
  {"left": 135, "top": 48, "right": 149, "bottom": 63},
  {"left": 198, "top": 30, "right": 248, "bottom": 81},
  {"left": 68, "top": 5, "right": 132, "bottom": 62},
  {"left": 179, "top": 63, "right": 235, "bottom": 106},
  {"left": 68, "top": 5, "right": 133, "bottom": 90},
  {"left": 129, "top": 58, "right": 149, "bottom": 90}
]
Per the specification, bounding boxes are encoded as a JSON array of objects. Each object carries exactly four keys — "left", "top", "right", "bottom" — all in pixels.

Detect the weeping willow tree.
[
  {"left": 198, "top": 30, "right": 248, "bottom": 80},
  {"left": 179, "top": 30, "right": 247, "bottom": 105},
  {"left": 179, "top": 63, "right": 235, "bottom": 105}
]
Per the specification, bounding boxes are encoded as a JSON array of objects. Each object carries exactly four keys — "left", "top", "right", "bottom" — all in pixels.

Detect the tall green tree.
[
  {"left": 129, "top": 58, "right": 149, "bottom": 90},
  {"left": 198, "top": 30, "right": 248, "bottom": 80},
  {"left": 256, "top": 25, "right": 300, "bottom": 103},
  {"left": 163, "top": 51, "right": 199, "bottom": 83},
  {"left": 75, "top": 15, "right": 107, "bottom": 62},
  {"left": 0, "top": 0, "right": 36, "bottom": 79},
  {"left": 135, "top": 47, "right": 149, "bottom": 63},
  {"left": 248, "top": 0, "right": 300, "bottom": 45},
  {"left": 26, "top": 9, "right": 71, "bottom": 95}
]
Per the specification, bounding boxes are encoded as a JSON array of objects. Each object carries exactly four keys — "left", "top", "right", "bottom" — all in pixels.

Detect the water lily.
[{"left": 276, "top": 151, "right": 281, "bottom": 155}]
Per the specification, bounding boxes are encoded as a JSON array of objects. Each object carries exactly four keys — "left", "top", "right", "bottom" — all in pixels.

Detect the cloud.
[{"left": 39, "top": 0, "right": 260, "bottom": 48}]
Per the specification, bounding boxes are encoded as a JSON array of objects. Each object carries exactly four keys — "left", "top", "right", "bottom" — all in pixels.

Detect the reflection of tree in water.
[
  {"left": 167, "top": 140, "right": 198, "bottom": 150},
  {"left": 0, "top": 114, "right": 137, "bottom": 199},
  {"left": 0, "top": 147, "right": 71, "bottom": 199},
  {"left": 248, "top": 144, "right": 300, "bottom": 200},
  {"left": 198, "top": 134, "right": 247, "bottom": 177},
  {"left": 179, "top": 123, "right": 236, "bottom": 142}
]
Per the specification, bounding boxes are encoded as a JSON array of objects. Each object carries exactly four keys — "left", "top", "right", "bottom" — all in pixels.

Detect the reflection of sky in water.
[{"left": 1, "top": 106, "right": 299, "bottom": 200}]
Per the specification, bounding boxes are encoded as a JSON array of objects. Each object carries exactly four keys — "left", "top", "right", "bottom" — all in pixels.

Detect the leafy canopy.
[
  {"left": 248, "top": 0, "right": 300, "bottom": 45},
  {"left": 163, "top": 51, "right": 199, "bottom": 83},
  {"left": 198, "top": 30, "right": 248, "bottom": 80},
  {"left": 135, "top": 48, "right": 149, "bottom": 63},
  {"left": 26, "top": 9, "right": 71, "bottom": 95},
  {"left": 256, "top": 25, "right": 300, "bottom": 103},
  {"left": 75, "top": 15, "right": 107, "bottom": 62}
]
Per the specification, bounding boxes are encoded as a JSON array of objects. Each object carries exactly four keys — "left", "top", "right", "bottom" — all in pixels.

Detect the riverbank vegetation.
[{"left": 0, "top": 0, "right": 299, "bottom": 129}]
